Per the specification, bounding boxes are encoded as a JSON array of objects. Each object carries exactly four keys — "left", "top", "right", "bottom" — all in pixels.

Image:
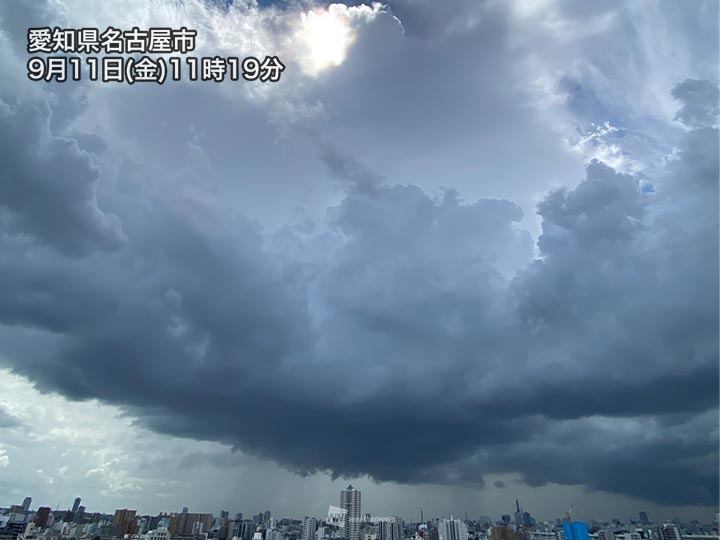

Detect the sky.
[{"left": 0, "top": 0, "right": 718, "bottom": 525}]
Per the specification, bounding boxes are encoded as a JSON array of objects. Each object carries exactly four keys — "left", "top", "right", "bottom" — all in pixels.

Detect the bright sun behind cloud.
[{"left": 297, "top": 6, "right": 355, "bottom": 75}]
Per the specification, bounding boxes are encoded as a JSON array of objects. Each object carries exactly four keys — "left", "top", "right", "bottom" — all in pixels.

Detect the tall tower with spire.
[
  {"left": 340, "top": 485, "right": 361, "bottom": 540},
  {"left": 514, "top": 500, "right": 523, "bottom": 529}
]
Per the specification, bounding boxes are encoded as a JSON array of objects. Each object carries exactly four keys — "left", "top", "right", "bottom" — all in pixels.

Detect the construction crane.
[{"left": 565, "top": 499, "right": 574, "bottom": 523}]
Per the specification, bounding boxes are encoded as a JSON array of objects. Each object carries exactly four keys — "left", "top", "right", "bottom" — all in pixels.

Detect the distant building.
[
  {"left": 21, "top": 499, "right": 31, "bottom": 513},
  {"left": 531, "top": 532, "right": 556, "bottom": 540},
  {"left": 72, "top": 498, "right": 82, "bottom": 514},
  {"left": 491, "top": 526, "right": 517, "bottom": 540},
  {"left": 614, "top": 534, "right": 641, "bottom": 540},
  {"left": 379, "top": 518, "right": 401, "bottom": 540},
  {"left": 438, "top": 518, "right": 468, "bottom": 540},
  {"left": 33, "top": 508, "right": 51, "bottom": 529},
  {"left": 172, "top": 511, "right": 214, "bottom": 537},
  {"left": 639, "top": 514, "right": 649, "bottom": 525},
  {"left": 660, "top": 524, "right": 681, "bottom": 540},
  {"left": 514, "top": 502, "right": 524, "bottom": 530},
  {"left": 233, "top": 520, "right": 255, "bottom": 540},
  {"left": 340, "top": 485, "right": 361, "bottom": 540},
  {"left": 135, "top": 517, "right": 149, "bottom": 534},
  {"left": 113, "top": 509, "right": 138, "bottom": 537},
  {"left": 0, "top": 522, "right": 27, "bottom": 540},
  {"left": 597, "top": 530, "right": 614, "bottom": 540},
  {"left": 19, "top": 523, "right": 40, "bottom": 540},
  {"left": 73, "top": 507, "right": 86, "bottom": 524},
  {"left": 303, "top": 517, "right": 318, "bottom": 540},
  {"left": 148, "top": 527, "right": 172, "bottom": 540}
]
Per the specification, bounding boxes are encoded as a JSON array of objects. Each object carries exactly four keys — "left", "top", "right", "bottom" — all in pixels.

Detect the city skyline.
[
  {"left": 0, "top": 489, "right": 715, "bottom": 527},
  {"left": 0, "top": 0, "right": 718, "bottom": 527},
  {"left": 4, "top": 493, "right": 715, "bottom": 540}
]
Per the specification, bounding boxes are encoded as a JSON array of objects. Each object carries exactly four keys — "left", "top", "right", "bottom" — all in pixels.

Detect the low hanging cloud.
[
  {"left": 0, "top": 77, "right": 717, "bottom": 507},
  {"left": 0, "top": 98, "right": 125, "bottom": 256}
]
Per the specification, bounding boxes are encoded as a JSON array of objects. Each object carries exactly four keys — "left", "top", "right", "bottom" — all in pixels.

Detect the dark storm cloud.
[
  {"left": 2, "top": 83, "right": 716, "bottom": 504},
  {"left": 0, "top": 0, "right": 717, "bottom": 510},
  {"left": 0, "top": 98, "right": 124, "bottom": 256},
  {"left": 474, "top": 410, "right": 718, "bottom": 506}
]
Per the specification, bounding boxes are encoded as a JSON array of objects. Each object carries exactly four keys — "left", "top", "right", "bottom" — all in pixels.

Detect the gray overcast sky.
[{"left": 0, "top": 0, "right": 717, "bottom": 525}]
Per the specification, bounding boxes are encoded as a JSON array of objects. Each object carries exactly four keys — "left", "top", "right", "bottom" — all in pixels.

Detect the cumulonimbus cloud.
[{"left": 0, "top": 0, "right": 717, "bottom": 509}]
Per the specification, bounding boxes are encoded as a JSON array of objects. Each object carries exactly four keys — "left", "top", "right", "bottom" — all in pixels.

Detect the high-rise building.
[
  {"left": 113, "top": 509, "right": 138, "bottom": 537},
  {"left": 597, "top": 531, "right": 614, "bottom": 540},
  {"left": 514, "top": 502, "right": 524, "bottom": 530},
  {"left": 34, "top": 508, "right": 51, "bottom": 528},
  {"left": 234, "top": 521, "right": 255, "bottom": 540},
  {"left": 173, "top": 512, "right": 214, "bottom": 537},
  {"left": 22, "top": 498, "right": 31, "bottom": 512},
  {"left": 378, "top": 518, "right": 401, "bottom": 540},
  {"left": 491, "top": 526, "right": 517, "bottom": 540},
  {"left": 438, "top": 518, "right": 468, "bottom": 540},
  {"left": 562, "top": 522, "right": 590, "bottom": 540},
  {"left": 72, "top": 498, "right": 81, "bottom": 514},
  {"left": 73, "top": 507, "right": 86, "bottom": 524},
  {"left": 638, "top": 513, "right": 649, "bottom": 524},
  {"left": 340, "top": 485, "right": 361, "bottom": 540},
  {"left": 303, "top": 517, "right": 317, "bottom": 540}
]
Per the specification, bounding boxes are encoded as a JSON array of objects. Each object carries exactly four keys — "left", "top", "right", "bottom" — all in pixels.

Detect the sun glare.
[{"left": 298, "top": 7, "right": 354, "bottom": 74}]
